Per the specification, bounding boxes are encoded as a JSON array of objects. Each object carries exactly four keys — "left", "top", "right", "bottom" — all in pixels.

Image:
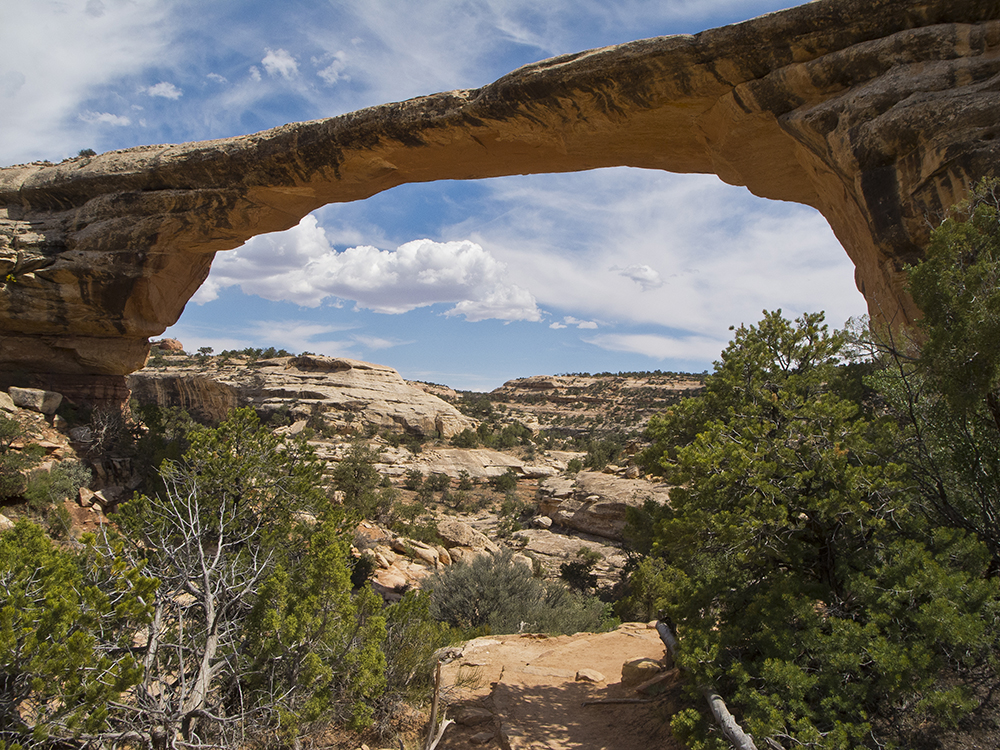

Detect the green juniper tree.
[
  {"left": 0, "top": 521, "right": 155, "bottom": 747},
  {"left": 105, "top": 408, "right": 386, "bottom": 747},
  {"left": 635, "top": 311, "right": 998, "bottom": 749},
  {"left": 863, "top": 179, "right": 1000, "bottom": 569}
]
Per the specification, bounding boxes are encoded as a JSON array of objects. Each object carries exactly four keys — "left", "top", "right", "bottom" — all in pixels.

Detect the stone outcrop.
[
  {"left": 404, "top": 447, "right": 560, "bottom": 480},
  {"left": 437, "top": 624, "right": 681, "bottom": 750},
  {"left": 3, "top": 0, "right": 999, "bottom": 397},
  {"left": 128, "top": 354, "right": 475, "bottom": 437},
  {"left": 537, "top": 471, "right": 670, "bottom": 540},
  {"left": 491, "top": 373, "right": 705, "bottom": 436}
]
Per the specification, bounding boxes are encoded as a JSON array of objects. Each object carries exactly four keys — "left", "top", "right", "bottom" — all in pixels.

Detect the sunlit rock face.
[
  {"left": 128, "top": 355, "right": 476, "bottom": 437},
  {"left": 2, "top": 0, "right": 999, "bottom": 400}
]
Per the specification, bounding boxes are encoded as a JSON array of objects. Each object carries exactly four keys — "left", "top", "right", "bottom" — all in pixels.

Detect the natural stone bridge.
[{"left": 1, "top": 0, "right": 998, "bottom": 401}]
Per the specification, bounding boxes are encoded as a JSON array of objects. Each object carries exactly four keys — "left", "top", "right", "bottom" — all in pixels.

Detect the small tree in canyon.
[{"left": 102, "top": 408, "right": 384, "bottom": 747}]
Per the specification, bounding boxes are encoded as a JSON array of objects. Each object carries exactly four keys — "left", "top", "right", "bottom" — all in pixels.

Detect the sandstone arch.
[{"left": 2, "top": 0, "right": 999, "bottom": 400}]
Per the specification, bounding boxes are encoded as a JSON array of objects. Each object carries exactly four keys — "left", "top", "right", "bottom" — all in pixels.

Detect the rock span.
[{"left": 2, "top": 0, "right": 999, "bottom": 400}]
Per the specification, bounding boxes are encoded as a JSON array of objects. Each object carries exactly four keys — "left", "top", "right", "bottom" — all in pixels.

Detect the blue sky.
[{"left": 1, "top": 0, "right": 868, "bottom": 391}]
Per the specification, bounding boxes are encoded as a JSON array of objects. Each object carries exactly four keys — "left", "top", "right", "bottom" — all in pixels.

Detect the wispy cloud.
[
  {"left": 79, "top": 110, "right": 132, "bottom": 126},
  {"left": 352, "top": 334, "right": 410, "bottom": 350},
  {"left": 550, "top": 316, "right": 598, "bottom": 329},
  {"left": 314, "top": 51, "right": 350, "bottom": 84},
  {"left": 448, "top": 168, "right": 866, "bottom": 338},
  {"left": 1, "top": 0, "right": 178, "bottom": 162},
  {"left": 197, "top": 215, "right": 541, "bottom": 322},
  {"left": 584, "top": 332, "right": 725, "bottom": 362},
  {"left": 245, "top": 320, "right": 354, "bottom": 354}
]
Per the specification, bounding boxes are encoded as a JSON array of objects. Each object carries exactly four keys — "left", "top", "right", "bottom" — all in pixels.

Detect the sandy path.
[{"left": 436, "top": 623, "right": 685, "bottom": 750}]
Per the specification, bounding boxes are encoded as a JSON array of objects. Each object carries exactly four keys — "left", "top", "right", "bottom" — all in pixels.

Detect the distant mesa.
[{"left": 2, "top": 0, "right": 999, "bottom": 402}]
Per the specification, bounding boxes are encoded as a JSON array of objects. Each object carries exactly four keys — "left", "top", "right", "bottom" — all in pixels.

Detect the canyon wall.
[{"left": 2, "top": 0, "right": 999, "bottom": 399}]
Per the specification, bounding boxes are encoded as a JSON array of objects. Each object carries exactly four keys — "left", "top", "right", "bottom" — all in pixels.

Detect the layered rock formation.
[
  {"left": 3, "top": 0, "right": 999, "bottom": 398},
  {"left": 128, "top": 354, "right": 475, "bottom": 437},
  {"left": 537, "top": 471, "right": 671, "bottom": 541}
]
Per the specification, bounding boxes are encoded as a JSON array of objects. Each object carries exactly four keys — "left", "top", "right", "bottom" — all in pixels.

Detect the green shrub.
[
  {"left": 0, "top": 415, "right": 42, "bottom": 499},
  {"left": 560, "top": 548, "right": 601, "bottom": 593},
  {"left": 403, "top": 468, "right": 424, "bottom": 491},
  {"left": 371, "top": 591, "right": 454, "bottom": 736},
  {"left": 426, "top": 472, "right": 450, "bottom": 492},
  {"left": 457, "top": 470, "right": 475, "bottom": 491},
  {"left": 489, "top": 469, "right": 518, "bottom": 493},
  {"left": 24, "top": 460, "right": 91, "bottom": 511},
  {"left": 426, "top": 549, "right": 608, "bottom": 635},
  {"left": 450, "top": 428, "right": 479, "bottom": 448}
]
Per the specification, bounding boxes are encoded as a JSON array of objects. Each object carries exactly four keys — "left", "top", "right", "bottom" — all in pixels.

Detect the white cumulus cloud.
[
  {"left": 612, "top": 263, "right": 663, "bottom": 290},
  {"left": 262, "top": 48, "right": 299, "bottom": 79},
  {"left": 316, "top": 51, "right": 350, "bottom": 84},
  {"left": 550, "top": 316, "right": 598, "bottom": 329},
  {"left": 197, "top": 215, "right": 541, "bottom": 322},
  {"left": 145, "top": 81, "right": 182, "bottom": 99}
]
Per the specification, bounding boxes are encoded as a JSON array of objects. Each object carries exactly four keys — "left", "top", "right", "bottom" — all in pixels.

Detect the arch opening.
[{"left": 163, "top": 169, "right": 868, "bottom": 391}]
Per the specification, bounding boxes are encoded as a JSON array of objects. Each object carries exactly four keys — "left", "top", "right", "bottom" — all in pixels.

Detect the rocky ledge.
[
  {"left": 128, "top": 354, "right": 475, "bottom": 437},
  {"left": 2, "top": 0, "right": 999, "bottom": 399},
  {"left": 537, "top": 471, "right": 671, "bottom": 541}
]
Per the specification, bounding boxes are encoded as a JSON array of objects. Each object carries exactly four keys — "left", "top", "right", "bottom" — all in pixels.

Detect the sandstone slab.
[{"left": 438, "top": 624, "right": 682, "bottom": 750}]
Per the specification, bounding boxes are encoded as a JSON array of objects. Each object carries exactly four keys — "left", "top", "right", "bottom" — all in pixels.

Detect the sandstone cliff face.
[
  {"left": 128, "top": 354, "right": 475, "bottom": 437},
  {"left": 3, "top": 0, "right": 999, "bottom": 397}
]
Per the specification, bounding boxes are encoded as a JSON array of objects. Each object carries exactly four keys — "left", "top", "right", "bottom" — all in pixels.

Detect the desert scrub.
[{"left": 425, "top": 548, "right": 610, "bottom": 635}]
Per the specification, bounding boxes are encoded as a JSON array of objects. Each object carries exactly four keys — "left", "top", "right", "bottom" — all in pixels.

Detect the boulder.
[
  {"left": 78, "top": 487, "right": 96, "bottom": 508},
  {"left": 621, "top": 657, "right": 664, "bottom": 689},
  {"left": 153, "top": 338, "right": 185, "bottom": 352},
  {"left": 69, "top": 425, "right": 94, "bottom": 443},
  {"left": 0, "top": 392, "right": 14, "bottom": 413},
  {"left": 436, "top": 518, "right": 499, "bottom": 552},
  {"left": 9, "top": 387, "right": 62, "bottom": 415},
  {"left": 537, "top": 471, "right": 670, "bottom": 541}
]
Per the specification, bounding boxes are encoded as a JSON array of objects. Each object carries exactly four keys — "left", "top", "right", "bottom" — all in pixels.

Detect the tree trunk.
[{"left": 655, "top": 621, "right": 759, "bottom": 750}]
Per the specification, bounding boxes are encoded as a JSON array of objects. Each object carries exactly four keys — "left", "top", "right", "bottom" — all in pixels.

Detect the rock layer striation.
[
  {"left": 2, "top": 0, "right": 999, "bottom": 397},
  {"left": 128, "top": 355, "right": 476, "bottom": 437}
]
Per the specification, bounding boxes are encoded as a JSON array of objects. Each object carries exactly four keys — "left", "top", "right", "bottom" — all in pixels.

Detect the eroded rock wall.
[
  {"left": 128, "top": 355, "right": 476, "bottom": 437},
  {"left": 2, "top": 0, "right": 999, "bottom": 397}
]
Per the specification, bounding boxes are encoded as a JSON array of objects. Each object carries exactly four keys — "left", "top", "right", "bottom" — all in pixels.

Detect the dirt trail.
[{"left": 436, "top": 623, "right": 685, "bottom": 750}]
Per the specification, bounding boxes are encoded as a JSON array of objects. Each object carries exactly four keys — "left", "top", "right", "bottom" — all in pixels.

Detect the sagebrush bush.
[{"left": 425, "top": 549, "right": 609, "bottom": 635}]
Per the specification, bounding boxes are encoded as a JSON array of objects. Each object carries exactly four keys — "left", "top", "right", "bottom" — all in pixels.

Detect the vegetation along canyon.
[{"left": 3, "top": 0, "right": 1000, "bottom": 748}]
